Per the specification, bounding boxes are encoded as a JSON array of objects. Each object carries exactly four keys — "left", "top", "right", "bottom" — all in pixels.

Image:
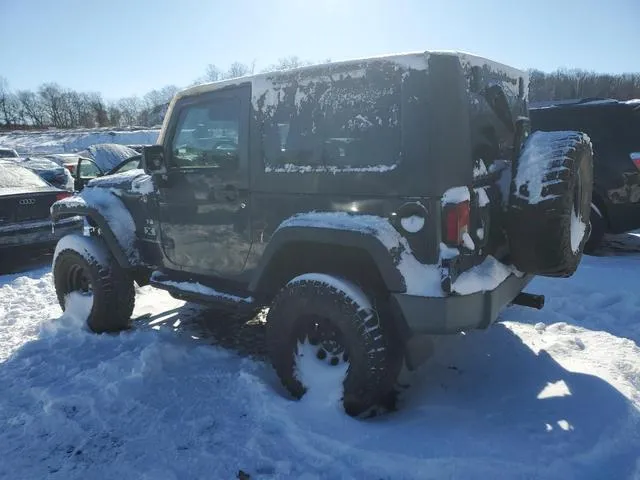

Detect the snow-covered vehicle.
[
  {"left": 43, "top": 153, "right": 92, "bottom": 176},
  {"left": 4, "top": 156, "right": 75, "bottom": 191},
  {"left": 0, "top": 147, "right": 19, "bottom": 158},
  {"left": 50, "top": 51, "right": 594, "bottom": 416},
  {"left": 0, "top": 160, "right": 80, "bottom": 251}
]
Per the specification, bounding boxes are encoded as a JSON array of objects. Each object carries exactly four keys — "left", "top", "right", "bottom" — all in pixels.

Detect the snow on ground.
[
  {"left": 0, "top": 128, "right": 159, "bottom": 155},
  {"left": 1, "top": 238, "right": 640, "bottom": 479}
]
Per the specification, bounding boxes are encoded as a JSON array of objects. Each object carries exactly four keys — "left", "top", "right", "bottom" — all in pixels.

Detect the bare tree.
[
  {"left": 18, "top": 90, "right": 46, "bottom": 126},
  {"left": 108, "top": 103, "right": 122, "bottom": 126},
  {"left": 225, "top": 62, "right": 253, "bottom": 79},
  {"left": 118, "top": 96, "right": 142, "bottom": 126},
  {"left": 38, "top": 83, "right": 67, "bottom": 127},
  {"left": 0, "top": 77, "right": 20, "bottom": 127},
  {"left": 262, "top": 56, "right": 312, "bottom": 72}
]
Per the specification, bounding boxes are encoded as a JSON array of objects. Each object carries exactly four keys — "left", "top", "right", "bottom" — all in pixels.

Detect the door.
[
  {"left": 76, "top": 158, "right": 103, "bottom": 191},
  {"left": 157, "top": 85, "right": 252, "bottom": 277}
]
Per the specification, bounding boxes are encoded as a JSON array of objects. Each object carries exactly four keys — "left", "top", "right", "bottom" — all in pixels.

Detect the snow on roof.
[{"left": 174, "top": 51, "right": 431, "bottom": 101}]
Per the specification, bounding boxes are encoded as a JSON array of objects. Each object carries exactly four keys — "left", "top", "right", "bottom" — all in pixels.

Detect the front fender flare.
[{"left": 51, "top": 203, "right": 131, "bottom": 269}]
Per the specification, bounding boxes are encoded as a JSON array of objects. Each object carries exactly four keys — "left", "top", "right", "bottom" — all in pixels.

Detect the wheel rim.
[
  {"left": 297, "top": 315, "right": 349, "bottom": 366},
  {"left": 573, "top": 168, "right": 582, "bottom": 218},
  {"left": 66, "top": 264, "right": 92, "bottom": 295}
]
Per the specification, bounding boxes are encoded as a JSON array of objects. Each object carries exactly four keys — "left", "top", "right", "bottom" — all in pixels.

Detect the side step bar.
[
  {"left": 512, "top": 292, "right": 545, "bottom": 310},
  {"left": 150, "top": 272, "right": 257, "bottom": 311}
]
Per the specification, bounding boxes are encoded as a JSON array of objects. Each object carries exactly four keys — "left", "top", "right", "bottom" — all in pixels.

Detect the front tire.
[
  {"left": 266, "top": 274, "right": 402, "bottom": 417},
  {"left": 53, "top": 234, "right": 135, "bottom": 333}
]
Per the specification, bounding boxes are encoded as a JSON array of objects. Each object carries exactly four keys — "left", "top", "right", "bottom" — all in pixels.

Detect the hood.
[
  {"left": 19, "top": 157, "right": 66, "bottom": 178},
  {"left": 86, "top": 168, "right": 150, "bottom": 191}
]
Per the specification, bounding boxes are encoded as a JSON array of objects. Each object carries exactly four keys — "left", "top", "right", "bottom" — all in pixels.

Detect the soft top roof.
[{"left": 173, "top": 50, "right": 527, "bottom": 102}]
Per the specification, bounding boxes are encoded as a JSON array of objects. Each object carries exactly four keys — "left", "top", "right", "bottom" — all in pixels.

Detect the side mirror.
[{"left": 142, "top": 145, "right": 167, "bottom": 175}]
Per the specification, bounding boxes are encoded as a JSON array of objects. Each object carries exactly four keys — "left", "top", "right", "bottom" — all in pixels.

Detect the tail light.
[
  {"left": 56, "top": 192, "right": 72, "bottom": 201},
  {"left": 631, "top": 153, "right": 640, "bottom": 170},
  {"left": 65, "top": 164, "right": 76, "bottom": 174},
  {"left": 443, "top": 200, "right": 470, "bottom": 245}
]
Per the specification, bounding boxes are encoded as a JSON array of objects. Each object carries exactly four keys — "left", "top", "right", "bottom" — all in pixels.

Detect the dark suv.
[
  {"left": 530, "top": 98, "right": 640, "bottom": 252},
  {"left": 51, "top": 51, "right": 593, "bottom": 416}
]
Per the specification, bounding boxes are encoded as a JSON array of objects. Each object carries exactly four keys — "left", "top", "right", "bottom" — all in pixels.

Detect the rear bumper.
[
  {"left": 391, "top": 273, "right": 534, "bottom": 335},
  {"left": 0, "top": 216, "right": 83, "bottom": 248}
]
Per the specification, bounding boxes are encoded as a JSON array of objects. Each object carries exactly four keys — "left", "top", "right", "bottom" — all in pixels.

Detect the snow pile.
[
  {"left": 1, "top": 249, "right": 640, "bottom": 478},
  {"left": 452, "top": 256, "right": 520, "bottom": 295},
  {"left": 571, "top": 209, "right": 587, "bottom": 253},
  {"left": 0, "top": 128, "right": 159, "bottom": 156},
  {"left": 295, "top": 340, "right": 349, "bottom": 412},
  {"left": 442, "top": 186, "right": 470, "bottom": 205},
  {"left": 131, "top": 174, "right": 154, "bottom": 195}
]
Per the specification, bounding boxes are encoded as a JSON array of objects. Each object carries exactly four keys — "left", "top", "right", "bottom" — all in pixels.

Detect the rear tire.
[
  {"left": 53, "top": 234, "right": 135, "bottom": 333},
  {"left": 507, "top": 131, "right": 593, "bottom": 277},
  {"left": 266, "top": 274, "right": 402, "bottom": 417}
]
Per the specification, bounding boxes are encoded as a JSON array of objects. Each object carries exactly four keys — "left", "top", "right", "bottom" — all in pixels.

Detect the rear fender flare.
[{"left": 248, "top": 225, "right": 406, "bottom": 295}]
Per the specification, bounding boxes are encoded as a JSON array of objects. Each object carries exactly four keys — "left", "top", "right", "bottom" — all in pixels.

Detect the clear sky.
[{"left": 1, "top": 0, "right": 638, "bottom": 100}]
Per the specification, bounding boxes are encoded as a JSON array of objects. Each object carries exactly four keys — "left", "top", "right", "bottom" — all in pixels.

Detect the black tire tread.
[
  {"left": 54, "top": 237, "right": 134, "bottom": 333},
  {"left": 266, "top": 275, "right": 401, "bottom": 417},
  {"left": 508, "top": 131, "right": 593, "bottom": 277}
]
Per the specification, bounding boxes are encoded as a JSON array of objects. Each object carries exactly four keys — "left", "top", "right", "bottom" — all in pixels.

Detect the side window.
[
  {"left": 78, "top": 159, "right": 101, "bottom": 178},
  {"left": 169, "top": 97, "right": 240, "bottom": 169},
  {"left": 259, "top": 65, "right": 402, "bottom": 173}
]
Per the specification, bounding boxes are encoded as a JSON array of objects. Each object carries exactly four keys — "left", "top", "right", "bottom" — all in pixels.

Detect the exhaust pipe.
[{"left": 512, "top": 292, "right": 545, "bottom": 310}]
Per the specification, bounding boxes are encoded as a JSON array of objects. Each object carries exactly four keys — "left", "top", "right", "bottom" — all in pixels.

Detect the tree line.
[
  {"left": 528, "top": 68, "right": 640, "bottom": 103},
  {"left": 1, "top": 59, "right": 638, "bottom": 130}
]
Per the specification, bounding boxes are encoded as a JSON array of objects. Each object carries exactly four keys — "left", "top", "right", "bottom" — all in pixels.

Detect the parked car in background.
[
  {"left": 0, "top": 160, "right": 82, "bottom": 252},
  {"left": 0, "top": 148, "right": 19, "bottom": 158},
  {"left": 43, "top": 153, "right": 93, "bottom": 176},
  {"left": 530, "top": 98, "right": 640, "bottom": 252},
  {"left": 76, "top": 143, "right": 139, "bottom": 172},
  {"left": 74, "top": 154, "right": 141, "bottom": 190},
  {"left": 4, "top": 156, "right": 75, "bottom": 191}
]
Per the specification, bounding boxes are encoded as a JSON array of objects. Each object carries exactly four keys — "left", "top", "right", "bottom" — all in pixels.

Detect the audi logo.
[{"left": 18, "top": 199, "right": 36, "bottom": 205}]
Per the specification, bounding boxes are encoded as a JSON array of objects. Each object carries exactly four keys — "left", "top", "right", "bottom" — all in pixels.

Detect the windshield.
[
  {"left": 0, "top": 161, "right": 49, "bottom": 188},
  {"left": 111, "top": 157, "right": 141, "bottom": 174},
  {"left": 0, "top": 148, "right": 18, "bottom": 158}
]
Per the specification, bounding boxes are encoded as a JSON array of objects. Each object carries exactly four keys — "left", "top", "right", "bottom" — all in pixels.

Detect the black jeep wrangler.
[{"left": 50, "top": 51, "right": 593, "bottom": 416}]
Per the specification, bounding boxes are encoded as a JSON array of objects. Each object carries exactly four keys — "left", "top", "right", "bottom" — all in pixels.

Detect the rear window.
[
  {"left": 259, "top": 65, "right": 402, "bottom": 173},
  {"left": 0, "top": 162, "right": 49, "bottom": 189}
]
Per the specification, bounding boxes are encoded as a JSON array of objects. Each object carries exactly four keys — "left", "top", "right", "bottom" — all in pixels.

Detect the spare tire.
[{"left": 507, "top": 130, "right": 593, "bottom": 277}]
